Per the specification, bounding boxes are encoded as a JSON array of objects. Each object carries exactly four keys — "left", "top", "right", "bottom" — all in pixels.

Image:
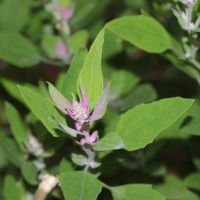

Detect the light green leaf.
[
  {"left": 18, "top": 85, "right": 66, "bottom": 137},
  {"left": 59, "top": 159, "right": 74, "bottom": 173},
  {"left": 3, "top": 175, "right": 25, "bottom": 200},
  {"left": 106, "top": 15, "right": 172, "bottom": 53},
  {"left": 68, "top": 30, "right": 89, "bottom": 51},
  {"left": 111, "top": 184, "right": 165, "bottom": 200},
  {"left": 96, "top": 98, "right": 194, "bottom": 151},
  {"left": 61, "top": 48, "right": 87, "bottom": 101},
  {"left": 0, "top": 0, "right": 30, "bottom": 32},
  {"left": 181, "top": 101, "right": 200, "bottom": 135},
  {"left": 21, "top": 161, "right": 38, "bottom": 185},
  {"left": 78, "top": 28, "right": 105, "bottom": 109},
  {"left": 0, "top": 33, "right": 41, "bottom": 67},
  {"left": 60, "top": 171, "right": 103, "bottom": 200},
  {"left": 93, "top": 132, "right": 126, "bottom": 151},
  {"left": 116, "top": 97, "right": 194, "bottom": 151},
  {"left": 5, "top": 102, "right": 28, "bottom": 150},
  {"left": 41, "top": 34, "right": 58, "bottom": 59},
  {"left": 71, "top": 153, "right": 86, "bottom": 166},
  {"left": 1, "top": 79, "right": 24, "bottom": 103},
  {"left": 184, "top": 172, "right": 200, "bottom": 191}
]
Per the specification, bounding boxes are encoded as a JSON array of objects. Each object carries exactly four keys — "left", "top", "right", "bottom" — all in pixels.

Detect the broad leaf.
[
  {"left": 18, "top": 86, "right": 66, "bottom": 137},
  {"left": 78, "top": 28, "right": 105, "bottom": 109},
  {"left": 5, "top": 102, "right": 28, "bottom": 150},
  {"left": 95, "top": 98, "right": 194, "bottom": 151},
  {"left": 106, "top": 15, "right": 172, "bottom": 53},
  {"left": 0, "top": 0, "right": 30, "bottom": 32},
  {"left": 61, "top": 48, "right": 87, "bottom": 100},
  {"left": 60, "top": 171, "right": 103, "bottom": 200},
  {"left": 111, "top": 184, "right": 165, "bottom": 200},
  {"left": 0, "top": 33, "right": 41, "bottom": 67}
]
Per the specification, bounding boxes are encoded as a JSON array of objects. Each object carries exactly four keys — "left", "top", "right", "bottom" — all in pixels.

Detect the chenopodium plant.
[{"left": 48, "top": 82, "right": 110, "bottom": 169}]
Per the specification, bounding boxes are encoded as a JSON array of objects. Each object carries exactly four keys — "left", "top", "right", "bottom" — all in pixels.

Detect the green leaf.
[
  {"left": 41, "top": 34, "right": 58, "bottom": 59},
  {"left": 181, "top": 101, "right": 200, "bottom": 135},
  {"left": 78, "top": 28, "right": 105, "bottom": 109},
  {"left": 21, "top": 161, "right": 38, "bottom": 185},
  {"left": 0, "top": 0, "right": 31, "bottom": 32},
  {"left": 0, "top": 33, "right": 41, "bottom": 67},
  {"left": 1, "top": 78, "right": 24, "bottom": 103},
  {"left": 3, "top": 175, "right": 25, "bottom": 200},
  {"left": 18, "top": 85, "right": 66, "bottom": 137},
  {"left": 155, "top": 175, "right": 200, "bottom": 200},
  {"left": 111, "top": 184, "right": 165, "bottom": 200},
  {"left": 96, "top": 98, "right": 194, "bottom": 151},
  {"left": 60, "top": 171, "right": 103, "bottom": 200},
  {"left": 59, "top": 159, "right": 74, "bottom": 173},
  {"left": 71, "top": 153, "right": 86, "bottom": 166},
  {"left": 5, "top": 102, "right": 28, "bottom": 150},
  {"left": 68, "top": 30, "right": 89, "bottom": 51},
  {"left": 106, "top": 15, "right": 172, "bottom": 53},
  {"left": 61, "top": 48, "right": 87, "bottom": 101},
  {"left": 93, "top": 132, "right": 126, "bottom": 151},
  {"left": 0, "top": 132, "right": 24, "bottom": 167},
  {"left": 119, "top": 84, "right": 157, "bottom": 112},
  {"left": 184, "top": 172, "right": 200, "bottom": 191}
]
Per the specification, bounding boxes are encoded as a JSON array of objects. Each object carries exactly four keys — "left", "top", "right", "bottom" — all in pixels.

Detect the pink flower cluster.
[{"left": 49, "top": 83, "right": 110, "bottom": 146}]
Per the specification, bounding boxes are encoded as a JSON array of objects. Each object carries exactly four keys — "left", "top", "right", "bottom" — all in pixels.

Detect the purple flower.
[
  {"left": 48, "top": 83, "right": 110, "bottom": 146},
  {"left": 55, "top": 40, "right": 70, "bottom": 62},
  {"left": 48, "top": 83, "right": 110, "bottom": 131},
  {"left": 53, "top": 2, "right": 73, "bottom": 21}
]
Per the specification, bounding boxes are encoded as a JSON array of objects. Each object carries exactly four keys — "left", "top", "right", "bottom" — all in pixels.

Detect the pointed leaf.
[
  {"left": 60, "top": 171, "right": 103, "bottom": 200},
  {"left": 53, "top": 117, "right": 80, "bottom": 137},
  {"left": 61, "top": 48, "right": 87, "bottom": 101},
  {"left": 106, "top": 15, "right": 172, "bottom": 53},
  {"left": 78, "top": 28, "right": 105, "bottom": 110},
  {"left": 5, "top": 102, "right": 28, "bottom": 150},
  {"left": 90, "top": 83, "right": 110, "bottom": 122},
  {"left": 71, "top": 154, "right": 87, "bottom": 166},
  {"left": 48, "top": 82, "right": 70, "bottom": 115},
  {"left": 111, "top": 184, "right": 165, "bottom": 200},
  {"left": 18, "top": 85, "right": 66, "bottom": 137},
  {"left": 115, "top": 97, "right": 194, "bottom": 151},
  {"left": 0, "top": 33, "right": 41, "bottom": 67}
]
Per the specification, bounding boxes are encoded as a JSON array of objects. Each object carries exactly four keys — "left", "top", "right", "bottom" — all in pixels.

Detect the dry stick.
[{"left": 34, "top": 174, "right": 59, "bottom": 200}]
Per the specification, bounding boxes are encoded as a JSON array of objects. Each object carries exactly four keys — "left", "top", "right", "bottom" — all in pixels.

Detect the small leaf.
[
  {"left": 0, "top": 33, "right": 41, "bottom": 67},
  {"left": 78, "top": 28, "right": 105, "bottom": 110},
  {"left": 60, "top": 171, "right": 103, "bottom": 200},
  {"left": 93, "top": 132, "right": 126, "bottom": 151},
  {"left": 71, "top": 153, "right": 87, "bottom": 166},
  {"left": 90, "top": 83, "right": 110, "bottom": 121},
  {"left": 106, "top": 15, "right": 172, "bottom": 53},
  {"left": 5, "top": 102, "right": 28, "bottom": 150},
  {"left": 48, "top": 82, "right": 70, "bottom": 115},
  {"left": 0, "top": 132, "right": 25, "bottom": 167},
  {"left": 184, "top": 172, "right": 200, "bottom": 191},
  {"left": 53, "top": 117, "right": 80, "bottom": 137},
  {"left": 21, "top": 161, "right": 38, "bottom": 185},
  {"left": 111, "top": 184, "right": 165, "bottom": 200}
]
